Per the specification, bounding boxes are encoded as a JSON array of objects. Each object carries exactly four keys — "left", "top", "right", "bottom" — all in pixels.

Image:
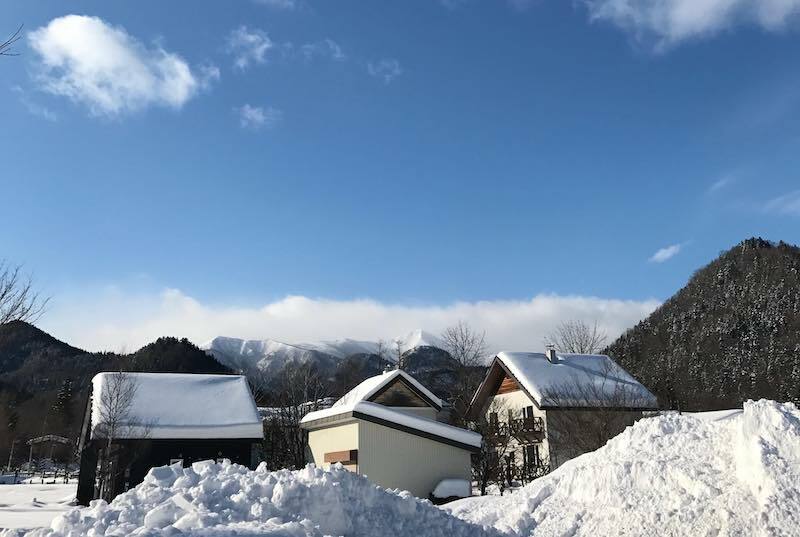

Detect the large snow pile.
[
  {"left": 4, "top": 462, "right": 500, "bottom": 537},
  {"left": 446, "top": 399, "right": 800, "bottom": 536}
]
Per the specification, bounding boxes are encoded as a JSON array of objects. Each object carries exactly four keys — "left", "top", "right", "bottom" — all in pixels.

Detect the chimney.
[{"left": 545, "top": 345, "right": 558, "bottom": 363}]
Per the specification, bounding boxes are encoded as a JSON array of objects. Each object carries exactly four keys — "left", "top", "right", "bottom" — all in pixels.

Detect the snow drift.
[
  {"left": 447, "top": 399, "right": 800, "bottom": 536},
  {"left": 4, "top": 462, "right": 499, "bottom": 537},
  {"left": 5, "top": 400, "right": 799, "bottom": 536}
]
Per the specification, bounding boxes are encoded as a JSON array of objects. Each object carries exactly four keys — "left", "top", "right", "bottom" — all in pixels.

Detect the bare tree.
[
  {"left": 93, "top": 371, "right": 140, "bottom": 501},
  {"left": 546, "top": 319, "right": 607, "bottom": 354},
  {"left": 375, "top": 339, "right": 388, "bottom": 362},
  {"left": 0, "top": 261, "right": 49, "bottom": 325},
  {"left": 246, "top": 367, "right": 272, "bottom": 406},
  {"left": 441, "top": 321, "right": 488, "bottom": 425},
  {"left": 394, "top": 338, "right": 405, "bottom": 370},
  {"left": 263, "top": 363, "right": 328, "bottom": 470},
  {"left": 541, "top": 360, "right": 653, "bottom": 467},
  {"left": 1, "top": 25, "right": 22, "bottom": 57},
  {"left": 471, "top": 399, "right": 514, "bottom": 496}
]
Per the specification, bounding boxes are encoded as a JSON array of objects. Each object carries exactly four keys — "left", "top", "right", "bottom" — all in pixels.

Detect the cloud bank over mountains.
[{"left": 42, "top": 287, "right": 660, "bottom": 354}]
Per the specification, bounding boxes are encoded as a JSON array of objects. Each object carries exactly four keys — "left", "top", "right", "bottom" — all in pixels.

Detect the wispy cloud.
[
  {"left": 28, "top": 15, "right": 213, "bottom": 117},
  {"left": 236, "top": 104, "right": 282, "bottom": 130},
  {"left": 763, "top": 190, "right": 800, "bottom": 216},
  {"left": 708, "top": 174, "right": 735, "bottom": 194},
  {"left": 253, "top": 0, "right": 298, "bottom": 9},
  {"left": 300, "top": 39, "right": 346, "bottom": 62},
  {"left": 584, "top": 0, "right": 800, "bottom": 51},
  {"left": 41, "top": 287, "right": 660, "bottom": 354},
  {"left": 649, "top": 243, "right": 682, "bottom": 263},
  {"left": 226, "top": 26, "right": 273, "bottom": 70},
  {"left": 11, "top": 85, "right": 57, "bottom": 121},
  {"left": 367, "top": 58, "right": 402, "bottom": 84}
]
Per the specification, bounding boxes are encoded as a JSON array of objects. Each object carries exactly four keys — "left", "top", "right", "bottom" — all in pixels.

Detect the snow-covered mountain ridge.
[{"left": 201, "top": 329, "right": 445, "bottom": 375}]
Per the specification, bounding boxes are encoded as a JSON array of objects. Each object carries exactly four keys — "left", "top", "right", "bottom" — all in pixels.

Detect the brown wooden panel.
[
  {"left": 324, "top": 449, "right": 358, "bottom": 464},
  {"left": 497, "top": 375, "right": 521, "bottom": 394}
]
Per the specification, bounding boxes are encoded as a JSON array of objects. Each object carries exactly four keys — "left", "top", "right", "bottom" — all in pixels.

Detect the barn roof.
[{"left": 90, "top": 373, "right": 263, "bottom": 440}]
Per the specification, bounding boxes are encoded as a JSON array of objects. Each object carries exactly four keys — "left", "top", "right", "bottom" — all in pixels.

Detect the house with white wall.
[
  {"left": 466, "top": 348, "right": 658, "bottom": 483},
  {"left": 300, "top": 369, "right": 481, "bottom": 498}
]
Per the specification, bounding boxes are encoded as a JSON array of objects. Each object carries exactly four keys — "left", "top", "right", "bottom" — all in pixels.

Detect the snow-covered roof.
[
  {"left": 493, "top": 352, "right": 658, "bottom": 409},
  {"left": 300, "top": 401, "right": 481, "bottom": 449},
  {"left": 333, "top": 369, "right": 443, "bottom": 410},
  {"left": 90, "top": 373, "right": 263, "bottom": 440}
]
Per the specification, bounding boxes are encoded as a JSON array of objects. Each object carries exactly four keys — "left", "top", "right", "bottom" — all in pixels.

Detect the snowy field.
[
  {"left": 2, "top": 399, "right": 799, "bottom": 536},
  {"left": 0, "top": 484, "right": 75, "bottom": 531}
]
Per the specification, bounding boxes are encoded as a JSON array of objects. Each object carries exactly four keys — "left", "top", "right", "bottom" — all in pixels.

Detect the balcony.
[
  {"left": 509, "top": 416, "right": 545, "bottom": 442},
  {"left": 485, "top": 422, "right": 509, "bottom": 438}
]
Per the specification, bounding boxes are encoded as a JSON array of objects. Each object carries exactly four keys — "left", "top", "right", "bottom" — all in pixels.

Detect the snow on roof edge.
[
  {"left": 301, "top": 401, "right": 481, "bottom": 449},
  {"left": 333, "top": 369, "right": 442, "bottom": 410}
]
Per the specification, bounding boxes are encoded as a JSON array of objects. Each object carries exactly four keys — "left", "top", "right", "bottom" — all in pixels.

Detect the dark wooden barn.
[{"left": 76, "top": 372, "right": 264, "bottom": 505}]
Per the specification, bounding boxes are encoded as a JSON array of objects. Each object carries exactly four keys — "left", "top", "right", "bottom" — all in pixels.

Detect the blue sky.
[{"left": 2, "top": 1, "right": 800, "bottom": 350}]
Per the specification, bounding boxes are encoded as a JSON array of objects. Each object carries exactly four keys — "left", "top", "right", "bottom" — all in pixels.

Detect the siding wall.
[
  {"left": 308, "top": 422, "right": 359, "bottom": 470},
  {"left": 357, "top": 420, "right": 472, "bottom": 498}
]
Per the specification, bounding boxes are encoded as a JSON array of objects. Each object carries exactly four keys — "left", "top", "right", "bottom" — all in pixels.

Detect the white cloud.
[
  {"left": 367, "top": 58, "right": 403, "bottom": 84},
  {"left": 227, "top": 26, "right": 273, "bottom": 70},
  {"left": 649, "top": 243, "right": 682, "bottom": 263},
  {"left": 300, "top": 39, "right": 346, "bottom": 62},
  {"left": 763, "top": 190, "right": 800, "bottom": 216},
  {"left": 236, "top": 104, "right": 282, "bottom": 129},
  {"left": 28, "top": 15, "right": 210, "bottom": 117},
  {"left": 40, "top": 287, "right": 660, "bottom": 354},
  {"left": 584, "top": 0, "right": 800, "bottom": 50},
  {"left": 254, "top": 0, "right": 298, "bottom": 8}
]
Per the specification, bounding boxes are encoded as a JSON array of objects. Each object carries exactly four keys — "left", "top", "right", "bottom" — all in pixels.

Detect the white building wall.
[
  {"left": 485, "top": 390, "right": 552, "bottom": 470},
  {"left": 307, "top": 422, "right": 359, "bottom": 471},
  {"left": 357, "top": 420, "right": 472, "bottom": 498}
]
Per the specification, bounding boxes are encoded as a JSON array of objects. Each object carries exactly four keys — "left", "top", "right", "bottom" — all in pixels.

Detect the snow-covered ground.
[
  {"left": 4, "top": 399, "right": 799, "bottom": 536},
  {"left": 0, "top": 484, "right": 75, "bottom": 531},
  {"left": 2, "top": 462, "right": 500, "bottom": 537},
  {"left": 445, "top": 399, "right": 800, "bottom": 536}
]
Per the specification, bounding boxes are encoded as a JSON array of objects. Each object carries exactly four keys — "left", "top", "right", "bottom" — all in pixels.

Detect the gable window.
[{"left": 523, "top": 406, "right": 535, "bottom": 418}]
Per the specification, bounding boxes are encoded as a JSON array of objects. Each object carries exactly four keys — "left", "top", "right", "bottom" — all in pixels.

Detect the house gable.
[
  {"left": 466, "top": 357, "right": 539, "bottom": 420},
  {"left": 369, "top": 375, "right": 438, "bottom": 409}
]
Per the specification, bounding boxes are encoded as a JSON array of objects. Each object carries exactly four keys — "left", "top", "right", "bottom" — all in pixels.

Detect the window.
[
  {"left": 489, "top": 412, "right": 498, "bottom": 426},
  {"left": 524, "top": 445, "right": 541, "bottom": 467},
  {"left": 523, "top": 406, "right": 535, "bottom": 418}
]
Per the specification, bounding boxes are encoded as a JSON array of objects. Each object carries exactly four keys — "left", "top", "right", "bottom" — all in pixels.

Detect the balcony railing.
[
  {"left": 485, "top": 422, "right": 509, "bottom": 438},
  {"left": 509, "top": 416, "right": 545, "bottom": 441}
]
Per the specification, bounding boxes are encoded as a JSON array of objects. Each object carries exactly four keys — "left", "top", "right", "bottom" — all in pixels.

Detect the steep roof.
[
  {"left": 90, "top": 373, "right": 263, "bottom": 440},
  {"left": 469, "top": 352, "right": 658, "bottom": 416},
  {"left": 333, "top": 369, "right": 442, "bottom": 410}
]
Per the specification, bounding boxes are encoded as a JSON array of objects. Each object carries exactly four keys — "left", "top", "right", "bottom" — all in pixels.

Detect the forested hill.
[
  {"left": 606, "top": 238, "right": 800, "bottom": 411},
  {"left": 0, "top": 321, "right": 233, "bottom": 465}
]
